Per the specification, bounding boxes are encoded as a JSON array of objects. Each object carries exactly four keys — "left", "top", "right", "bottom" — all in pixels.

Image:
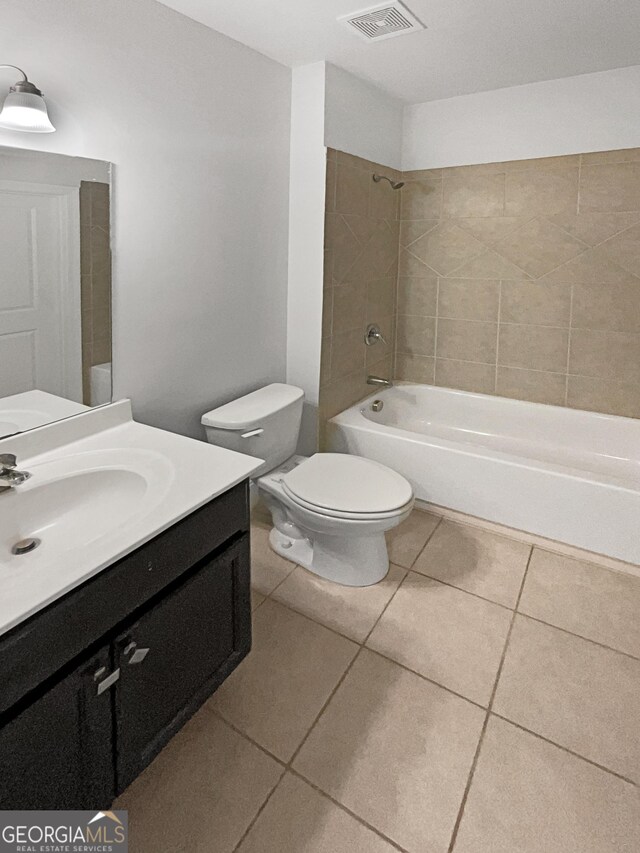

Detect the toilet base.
[{"left": 269, "top": 527, "right": 389, "bottom": 587}]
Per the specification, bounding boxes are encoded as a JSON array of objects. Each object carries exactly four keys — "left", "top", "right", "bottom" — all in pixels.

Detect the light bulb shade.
[{"left": 0, "top": 91, "right": 55, "bottom": 132}]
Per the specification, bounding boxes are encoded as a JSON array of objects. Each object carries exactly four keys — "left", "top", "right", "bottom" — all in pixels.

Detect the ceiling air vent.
[{"left": 339, "top": 2, "right": 425, "bottom": 42}]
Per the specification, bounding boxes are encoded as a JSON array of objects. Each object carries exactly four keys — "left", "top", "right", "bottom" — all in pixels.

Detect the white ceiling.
[{"left": 158, "top": 0, "right": 640, "bottom": 104}]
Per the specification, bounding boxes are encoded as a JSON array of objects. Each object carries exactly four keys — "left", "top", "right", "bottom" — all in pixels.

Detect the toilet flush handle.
[{"left": 241, "top": 428, "right": 264, "bottom": 439}]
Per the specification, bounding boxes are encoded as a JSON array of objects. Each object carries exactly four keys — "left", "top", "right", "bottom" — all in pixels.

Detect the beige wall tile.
[
  {"left": 413, "top": 519, "right": 531, "bottom": 607},
  {"left": 367, "top": 573, "right": 512, "bottom": 705},
  {"left": 400, "top": 219, "right": 438, "bottom": 247},
  {"left": 449, "top": 248, "right": 531, "bottom": 280},
  {"left": 581, "top": 147, "right": 640, "bottom": 165},
  {"left": 496, "top": 366, "right": 566, "bottom": 406},
  {"left": 335, "top": 164, "right": 370, "bottom": 216},
  {"left": 498, "top": 324, "right": 569, "bottom": 372},
  {"left": 367, "top": 277, "right": 396, "bottom": 320},
  {"left": 325, "top": 157, "right": 337, "bottom": 213},
  {"left": 410, "top": 221, "right": 486, "bottom": 276},
  {"left": 500, "top": 280, "right": 572, "bottom": 327},
  {"left": 332, "top": 281, "right": 366, "bottom": 334},
  {"left": 213, "top": 600, "right": 357, "bottom": 762},
  {"left": 437, "top": 318, "right": 498, "bottom": 363},
  {"left": 396, "top": 275, "right": 438, "bottom": 315},
  {"left": 435, "top": 358, "right": 496, "bottom": 394},
  {"left": 454, "top": 716, "right": 640, "bottom": 853},
  {"left": 579, "top": 163, "right": 640, "bottom": 213},
  {"left": 438, "top": 278, "right": 500, "bottom": 321},
  {"left": 503, "top": 153, "right": 581, "bottom": 171},
  {"left": 493, "top": 217, "right": 587, "bottom": 278},
  {"left": 320, "top": 338, "right": 331, "bottom": 387},
  {"left": 546, "top": 211, "right": 640, "bottom": 245},
  {"left": 398, "top": 246, "right": 436, "bottom": 277},
  {"left": 330, "top": 328, "right": 364, "bottom": 380},
  {"left": 293, "top": 649, "right": 484, "bottom": 852},
  {"left": 572, "top": 281, "right": 640, "bottom": 333},
  {"left": 394, "top": 353, "right": 435, "bottom": 383},
  {"left": 493, "top": 615, "right": 640, "bottom": 782},
  {"left": 505, "top": 168, "right": 579, "bottom": 216},
  {"left": 322, "top": 288, "right": 332, "bottom": 338},
  {"left": 322, "top": 370, "right": 370, "bottom": 419},
  {"left": 397, "top": 314, "right": 436, "bottom": 356},
  {"left": 456, "top": 216, "right": 526, "bottom": 245},
  {"left": 520, "top": 549, "right": 640, "bottom": 658},
  {"left": 566, "top": 375, "right": 640, "bottom": 418},
  {"left": 403, "top": 167, "right": 443, "bottom": 179},
  {"left": 400, "top": 176, "right": 443, "bottom": 220},
  {"left": 369, "top": 176, "right": 399, "bottom": 220},
  {"left": 442, "top": 172, "right": 505, "bottom": 218},
  {"left": 569, "top": 328, "right": 640, "bottom": 383}
]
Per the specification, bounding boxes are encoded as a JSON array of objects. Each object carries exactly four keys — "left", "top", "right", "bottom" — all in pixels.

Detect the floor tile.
[
  {"left": 454, "top": 716, "right": 640, "bottom": 853},
  {"left": 413, "top": 520, "right": 530, "bottom": 607},
  {"left": 237, "top": 772, "right": 398, "bottom": 853},
  {"left": 211, "top": 600, "right": 358, "bottom": 761},
  {"left": 519, "top": 548, "right": 640, "bottom": 657},
  {"left": 272, "top": 563, "right": 406, "bottom": 643},
  {"left": 250, "top": 522, "right": 296, "bottom": 595},
  {"left": 367, "top": 573, "right": 512, "bottom": 705},
  {"left": 385, "top": 509, "right": 441, "bottom": 567},
  {"left": 293, "top": 649, "right": 484, "bottom": 853},
  {"left": 116, "top": 712, "right": 282, "bottom": 853},
  {"left": 493, "top": 615, "right": 640, "bottom": 781}
]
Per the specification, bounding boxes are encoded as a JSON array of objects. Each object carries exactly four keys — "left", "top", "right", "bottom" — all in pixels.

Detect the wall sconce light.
[{"left": 0, "top": 65, "right": 55, "bottom": 133}]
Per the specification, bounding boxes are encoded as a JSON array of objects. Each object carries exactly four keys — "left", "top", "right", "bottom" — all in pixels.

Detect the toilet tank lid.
[{"left": 201, "top": 383, "right": 304, "bottom": 430}]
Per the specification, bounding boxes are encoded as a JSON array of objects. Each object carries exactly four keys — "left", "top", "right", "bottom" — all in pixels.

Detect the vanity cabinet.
[{"left": 0, "top": 482, "right": 251, "bottom": 810}]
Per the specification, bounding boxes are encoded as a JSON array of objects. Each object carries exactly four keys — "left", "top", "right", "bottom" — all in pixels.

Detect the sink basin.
[{"left": 0, "top": 449, "right": 174, "bottom": 566}]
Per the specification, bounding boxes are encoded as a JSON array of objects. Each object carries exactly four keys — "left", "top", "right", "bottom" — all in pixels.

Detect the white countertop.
[
  {"left": 0, "top": 400, "right": 263, "bottom": 637},
  {"left": 0, "top": 390, "right": 89, "bottom": 437}
]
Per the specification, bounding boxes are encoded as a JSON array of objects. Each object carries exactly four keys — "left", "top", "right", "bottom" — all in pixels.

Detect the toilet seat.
[{"left": 280, "top": 453, "right": 413, "bottom": 519}]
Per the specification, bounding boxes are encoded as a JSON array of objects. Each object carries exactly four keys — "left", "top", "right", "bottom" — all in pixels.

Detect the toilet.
[{"left": 202, "top": 383, "right": 414, "bottom": 586}]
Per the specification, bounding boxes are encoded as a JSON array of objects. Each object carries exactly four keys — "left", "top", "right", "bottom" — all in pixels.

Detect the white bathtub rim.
[{"left": 329, "top": 408, "right": 640, "bottom": 493}]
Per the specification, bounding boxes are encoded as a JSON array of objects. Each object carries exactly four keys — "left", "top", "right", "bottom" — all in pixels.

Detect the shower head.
[{"left": 372, "top": 173, "right": 404, "bottom": 190}]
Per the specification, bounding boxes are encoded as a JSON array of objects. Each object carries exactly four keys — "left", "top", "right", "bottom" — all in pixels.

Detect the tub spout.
[{"left": 367, "top": 375, "right": 393, "bottom": 388}]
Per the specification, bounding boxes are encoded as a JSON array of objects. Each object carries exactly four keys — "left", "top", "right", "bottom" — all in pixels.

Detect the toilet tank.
[{"left": 202, "top": 383, "right": 304, "bottom": 476}]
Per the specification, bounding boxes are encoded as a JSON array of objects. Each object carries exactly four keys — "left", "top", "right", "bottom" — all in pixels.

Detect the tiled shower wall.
[
  {"left": 79, "top": 180, "right": 112, "bottom": 405},
  {"left": 320, "top": 150, "right": 400, "bottom": 422},
  {"left": 395, "top": 147, "right": 640, "bottom": 417}
]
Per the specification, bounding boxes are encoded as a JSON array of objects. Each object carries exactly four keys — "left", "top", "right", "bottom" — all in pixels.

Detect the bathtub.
[{"left": 327, "top": 383, "right": 640, "bottom": 566}]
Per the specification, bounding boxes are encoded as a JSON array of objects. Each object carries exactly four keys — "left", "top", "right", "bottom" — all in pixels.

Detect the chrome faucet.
[
  {"left": 367, "top": 375, "right": 393, "bottom": 388},
  {"left": 0, "top": 454, "right": 31, "bottom": 493}
]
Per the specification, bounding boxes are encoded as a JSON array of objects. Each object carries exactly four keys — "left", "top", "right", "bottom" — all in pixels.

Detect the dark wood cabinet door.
[
  {"left": 114, "top": 534, "right": 251, "bottom": 793},
  {"left": 0, "top": 647, "right": 115, "bottom": 809}
]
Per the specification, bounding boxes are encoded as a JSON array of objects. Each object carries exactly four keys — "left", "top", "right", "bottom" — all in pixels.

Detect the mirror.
[{"left": 0, "top": 147, "right": 112, "bottom": 437}]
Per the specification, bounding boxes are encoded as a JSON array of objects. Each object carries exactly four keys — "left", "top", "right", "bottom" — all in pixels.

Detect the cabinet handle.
[
  {"left": 95, "top": 667, "right": 120, "bottom": 695},
  {"left": 123, "top": 640, "right": 150, "bottom": 665}
]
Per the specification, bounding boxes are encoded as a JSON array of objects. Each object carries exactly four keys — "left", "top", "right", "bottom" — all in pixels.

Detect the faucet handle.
[
  {"left": 365, "top": 324, "right": 387, "bottom": 346},
  {"left": 0, "top": 453, "right": 17, "bottom": 470}
]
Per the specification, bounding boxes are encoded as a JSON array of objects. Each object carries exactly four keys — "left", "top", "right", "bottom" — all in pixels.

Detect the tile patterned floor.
[{"left": 118, "top": 511, "right": 640, "bottom": 853}]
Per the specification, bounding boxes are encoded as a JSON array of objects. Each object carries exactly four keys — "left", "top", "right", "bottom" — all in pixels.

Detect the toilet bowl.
[{"left": 202, "top": 384, "right": 414, "bottom": 586}]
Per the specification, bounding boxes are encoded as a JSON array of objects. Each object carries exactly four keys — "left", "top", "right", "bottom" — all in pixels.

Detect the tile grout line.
[
  {"left": 489, "top": 712, "right": 638, "bottom": 788},
  {"left": 564, "top": 282, "right": 574, "bottom": 405},
  {"left": 515, "top": 610, "right": 640, "bottom": 663},
  {"left": 287, "top": 768, "right": 410, "bottom": 853},
  {"left": 446, "top": 544, "right": 533, "bottom": 853},
  {"left": 494, "top": 280, "right": 502, "bottom": 393}
]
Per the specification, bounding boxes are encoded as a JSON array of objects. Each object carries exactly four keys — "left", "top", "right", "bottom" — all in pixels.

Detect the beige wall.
[
  {"left": 320, "top": 150, "right": 400, "bottom": 425},
  {"left": 395, "top": 147, "right": 640, "bottom": 418},
  {"left": 79, "top": 181, "right": 112, "bottom": 404}
]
